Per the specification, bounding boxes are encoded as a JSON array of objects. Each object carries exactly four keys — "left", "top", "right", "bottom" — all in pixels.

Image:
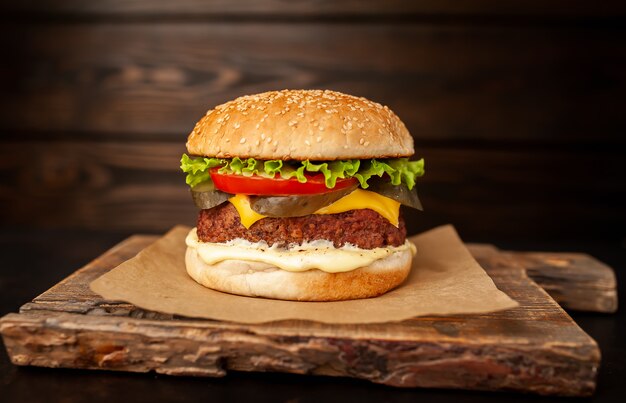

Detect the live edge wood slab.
[{"left": 0, "top": 235, "right": 618, "bottom": 397}]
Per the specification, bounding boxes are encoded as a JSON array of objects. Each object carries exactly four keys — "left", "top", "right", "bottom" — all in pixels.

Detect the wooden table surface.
[{"left": 0, "top": 228, "right": 623, "bottom": 402}]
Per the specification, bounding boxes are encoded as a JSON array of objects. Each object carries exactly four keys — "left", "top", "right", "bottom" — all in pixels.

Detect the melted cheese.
[
  {"left": 229, "top": 189, "right": 401, "bottom": 229},
  {"left": 228, "top": 194, "right": 267, "bottom": 229},
  {"left": 315, "top": 189, "right": 400, "bottom": 226},
  {"left": 186, "top": 228, "right": 415, "bottom": 273}
]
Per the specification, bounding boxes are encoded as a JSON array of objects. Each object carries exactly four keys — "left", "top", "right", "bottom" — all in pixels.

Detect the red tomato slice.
[{"left": 209, "top": 168, "right": 357, "bottom": 196}]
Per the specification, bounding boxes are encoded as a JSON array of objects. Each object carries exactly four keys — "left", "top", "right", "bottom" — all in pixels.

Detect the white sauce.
[{"left": 185, "top": 228, "right": 415, "bottom": 273}]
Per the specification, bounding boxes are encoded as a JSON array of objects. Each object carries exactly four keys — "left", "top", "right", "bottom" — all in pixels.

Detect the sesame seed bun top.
[{"left": 186, "top": 89, "right": 414, "bottom": 161}]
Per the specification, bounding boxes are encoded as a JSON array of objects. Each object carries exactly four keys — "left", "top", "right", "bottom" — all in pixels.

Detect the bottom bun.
[{"left": 185, "top": 246, "right": 413, "bottom": 301}]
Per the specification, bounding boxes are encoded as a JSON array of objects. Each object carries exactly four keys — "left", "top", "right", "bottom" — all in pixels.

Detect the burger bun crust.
[
  {"left": 185, "top": 245, "right": 412, "bottom": 301},
  {"left": 186, "top": 89, "right": 414, "bottom": 161}
]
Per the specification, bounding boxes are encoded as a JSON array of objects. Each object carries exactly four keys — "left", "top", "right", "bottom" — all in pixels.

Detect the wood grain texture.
[
  {"left": 0, "top": 234, "right": 606, "bottom": 396},
  {"left": 506, "top": 251, "right": 618, "bottom": 313},
  {"left": 0, "top": 141, "right": 623, "bottom": 241},
  {"left": 1, "top": 1, "right": 624, "bottom": 243},
  {"left": 1, "top": 23, "right": 624, "bottom": 143},
  {"left": 3, "top": 0, "right": 625, "bottom": 17},
  {"left": 471, "top": 247, "right": 618, "bottom": 314}
]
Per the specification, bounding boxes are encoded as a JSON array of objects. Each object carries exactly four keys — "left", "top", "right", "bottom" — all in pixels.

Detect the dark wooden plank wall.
[{"left": 0, "top": 1, "right": 625, "bottom": 240}]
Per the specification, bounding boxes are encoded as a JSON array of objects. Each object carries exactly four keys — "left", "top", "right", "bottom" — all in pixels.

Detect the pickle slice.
[
  {"left": 190, "top": 181, "right": 231, "bottom": 210},
  {"left": 367, "top": 180, "right": 423, "bottom": 210},
  {"left": 250, "top": 185, "right": 357, "bottom": 217}
]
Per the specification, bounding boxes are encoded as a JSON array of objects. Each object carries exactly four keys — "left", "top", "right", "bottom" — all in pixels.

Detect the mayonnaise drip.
[{"left": 186, "top": 228, "right": 415, "bottom": 273}]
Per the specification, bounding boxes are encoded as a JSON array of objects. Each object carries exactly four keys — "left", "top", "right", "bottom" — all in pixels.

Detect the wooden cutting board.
[{"left": 0, "top": 234, "right": 617, "bottom": 397}]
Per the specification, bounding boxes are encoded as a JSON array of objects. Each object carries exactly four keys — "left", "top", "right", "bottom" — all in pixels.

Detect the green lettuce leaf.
[
  {"left": 180, "top": 154, "right": 424, "bottom": 190},
  {"left": 354, "top": 158, "right": 425, "bottom": 190},
  {"left": 279, "top": 160, "right": 361, "bottom": 187},
  {"left": 180, "top": 154, "right": 226, "bottom": 187}
]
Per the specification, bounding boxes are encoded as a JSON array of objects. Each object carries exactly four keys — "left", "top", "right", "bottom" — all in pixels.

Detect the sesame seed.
[
  {"left": 261, "top": 133, "right": 266, "bottom": 140},
  {"left": 266, "top": 137, "right": 272, "bottom": 143},
  {"left": 305, "top": 140, "right": 311, "bottom": 146},
  {"left": 225, "top": 138, "right": 230, "bottom": 143},
  {"left": 364, "top": 141, "right": 370, "bottom": 146},
  {"left": 359, "top": 138, "right": 365, "bottom": 145},
  {"left": 240, "top": 138, "right": 246, "bottom": 144},
  {"left": 316, "top": 136, "right": 322, "bottom": 143},
  {"left": 255, "top": 140, "right": 260, "bottom": 146},
  {"left": 233, "top": 122, "right": 240, "bottom": 129},
  {"left": 319, "top": 126, "right": 324, "bottom": 131}
]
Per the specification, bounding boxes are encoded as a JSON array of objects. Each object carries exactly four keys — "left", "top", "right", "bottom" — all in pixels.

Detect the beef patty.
[{"left": 196, "top": 203, "right": 406, "bottom": 249}]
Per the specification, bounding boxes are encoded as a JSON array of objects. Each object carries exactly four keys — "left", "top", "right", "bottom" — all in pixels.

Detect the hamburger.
[{"left": 180, "top": 89, "right": 425, "bottom": 301}]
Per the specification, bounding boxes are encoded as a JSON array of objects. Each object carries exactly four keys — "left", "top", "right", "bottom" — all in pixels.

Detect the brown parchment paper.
[{"left": 90, "top": 225, "right": 518, "bottom": 324}]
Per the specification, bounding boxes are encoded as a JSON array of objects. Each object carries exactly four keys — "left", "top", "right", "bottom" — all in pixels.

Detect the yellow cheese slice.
[
  {"left": 315, "top": 189, "right": 400, "bottom": 227},
  {"left": 228, "top": 194, "right": 267, "bottom": 229},
  {"left": 228, "top": 189, "right": 400, "bottom": 229}
]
